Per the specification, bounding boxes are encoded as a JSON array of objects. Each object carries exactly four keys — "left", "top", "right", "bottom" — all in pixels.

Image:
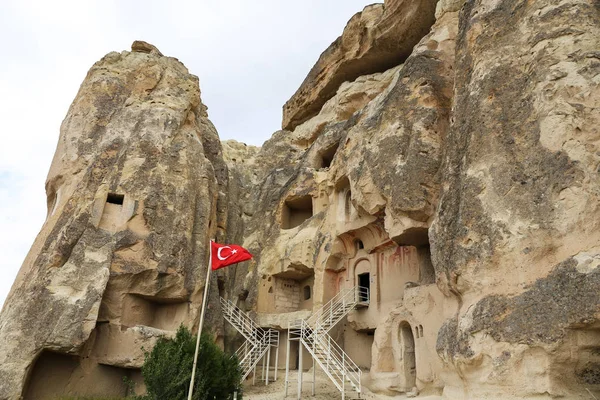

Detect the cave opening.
[
  {"left": 393, "top": 227, "right": 435, "bottom": 284},
  {"left": 316, "top": 142, "right": 339, "bottom": 169},
  {"left": 106, "top": 193, "right": 124, "bottom": 205},
  {"left": 281, "top": 195, "right": 313, "bottom": 229},
  {"left": 399, "top": 321, "right": 417, "bottom": 390},
  {"left": 358, "top": 272, "right": 370, "bottom": 303}
]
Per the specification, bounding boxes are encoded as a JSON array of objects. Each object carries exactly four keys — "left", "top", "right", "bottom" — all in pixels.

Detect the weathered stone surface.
[
  {"left": 0, "top": 43, "right": 222, "bottom": 399},
  {"left": 131, "top": 40, "right": 163, "bottom": 56},
  {"left": 232, "top": 8, "right": 458, "bottom": 397},
  {"left": 282, "top": 0, "right": 438, "bottom": 131},
  {"left": 430, "top": 0, "right": 600, "bottom": 397},
  {"left": 3, "top": 0, "right": 600, "bottom": 398},
  {"left": 435, "top": 0, "right": 465, "bottom": 19},
  {"left": 234, "top": 0, "right": 600, "bottom": 397},
  {"left": 338, "top": 10, "right": 457, "bottom": 240},
  {"left": 255, "top": 310, "right": 312, "bottom": 330},
  {"left": 291, "top": 65, "right": 402, "bottom": 147}
]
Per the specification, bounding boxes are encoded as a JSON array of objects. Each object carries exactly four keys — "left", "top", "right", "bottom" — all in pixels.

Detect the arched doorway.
[
  {"left": 354, "top": 258, "right": 372, "bottom": 304},
  {"left": 398, "top": 322, "right": 416, "bottom": 390}
]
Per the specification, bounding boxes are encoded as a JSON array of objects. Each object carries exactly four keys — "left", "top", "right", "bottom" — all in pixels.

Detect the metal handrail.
[
  {"left": 296, "top": 286, "right": 368, "bottom": 395},
  {"left": 306, "top": 287, "right": 354, "bottom": 327},
  {"left": 220, "top": 297, "right": 265, "bottom": 345},
  {"left": 299, "top": 321, "right": 343, "bottom": 391},
  {"left": 306, "top": 286, "right": 370, "bottom": 331},
  {"left": 300, "top": 320, "right": 362, "bottom": 393},
  {"left": 312, "top": 325, "right": 361, "bottom": 388},
  {"left": 234, "top": 340, "right": 253, "bottom": 360},
  {"left": 240, "top": 328, "right": 278, "bottom": 379}
]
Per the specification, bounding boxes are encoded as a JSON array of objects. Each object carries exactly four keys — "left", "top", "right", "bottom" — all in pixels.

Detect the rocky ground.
[{"left": 243, "top": 370, "right": 443, "bottom": 400}]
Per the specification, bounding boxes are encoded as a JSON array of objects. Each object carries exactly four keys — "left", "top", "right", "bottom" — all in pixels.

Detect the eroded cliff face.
[
  {"left": 282, "top": 0, "right": 439, "bottom": 131},
  {"left": 0, "top": 41, "right": 235, "bottom": 400},
  {"left": 1, "top": 0, "right": 599, "bottom": 399},
  {"left": 431, "top": 0, "right": 600, "bottom": 397},
  {"left": 227, "top": 0, "right": 600, "bottom": 398}
]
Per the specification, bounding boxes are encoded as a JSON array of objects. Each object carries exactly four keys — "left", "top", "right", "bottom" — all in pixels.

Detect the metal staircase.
[
  {"left": 306, "top": 286, "right": 369, "bottom": 333},
  {"left": 285, "top": 286, "right": 369, "bottom": 399},
  {"left": 220, "top": 297, "right": 280, "bottom": 382}
]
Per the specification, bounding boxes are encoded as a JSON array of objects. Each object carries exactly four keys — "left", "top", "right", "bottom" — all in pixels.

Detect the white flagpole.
[{"left": 188, "top": 240, "right": 213, "bottom": 400}]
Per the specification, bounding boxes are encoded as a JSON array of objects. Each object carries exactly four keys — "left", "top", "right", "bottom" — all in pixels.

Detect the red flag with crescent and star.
[{"left": 210, "top": 241, "right": 253, "bottom": 270}]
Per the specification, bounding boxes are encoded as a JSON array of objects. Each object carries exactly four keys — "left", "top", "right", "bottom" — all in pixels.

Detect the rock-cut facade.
[{"left": 1, "top": 0, "right": 600, "bottom": 399}]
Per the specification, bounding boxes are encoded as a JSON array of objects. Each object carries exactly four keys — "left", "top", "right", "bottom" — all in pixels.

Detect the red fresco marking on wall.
[
  {"left": 385, "top": 246, "right": 413, "bottom": 270},
  {"left": 391, "top": 246, "right": 404, "bottom": 267}
]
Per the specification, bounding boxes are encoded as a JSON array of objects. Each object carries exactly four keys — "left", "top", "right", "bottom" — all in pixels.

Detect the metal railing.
[
  {"left": 285, "top": 286, "right": 367, "bottom": 397},
  {"left": 301, "top": 321, "right": 362, "bottom": 394},
  {"left": 220, "top": 297, "right": 264, "bottom": 345},
  {"left": 306, "top": 286, "right": 369, "bottom": 331},
  {"left": 221, "top": 297, "right": 280, "bottom": 383}
]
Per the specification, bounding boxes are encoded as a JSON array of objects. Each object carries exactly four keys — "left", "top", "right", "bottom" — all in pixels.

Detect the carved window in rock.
[
  {"left": 107, "top": 193, "right": 124, "bottom": 205},
  {"left": 393, "top": 227, "right": 435, "bottom": 285},
  {"left": 355, "top": 239, "right": 364, "bottom": 251},
  {"left": 281, "top": 195, "right": 313, "bottom": 229},
  {"left": 121, "top": 295, "right": 189, "bottom": 332},
  {"left": 99, "top": 192, "right": 126, "bottom": 232},
  {"left": 344, "top": 190, "right": 352, "bottom": 221},
  {"left": 315, "top": 142, "right": 340, "bottom": 169},
  {"left": 335, "top": 177, "right": 352, "bottom": 223},
  {"left": 303, "top": 285, "right": 311, "bottom": 300}
]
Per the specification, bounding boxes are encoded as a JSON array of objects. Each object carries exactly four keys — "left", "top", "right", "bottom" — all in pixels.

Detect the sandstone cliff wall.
[
  {"left": 432, "top": 0, "right": 600, "bottom": 397},
  {"left": 227, "top": 0, "right": 600, "bottom": 398},
  {"left": 0, "top": 41, "right": 235, "bottom": 399},
  {"left": 1, "top": 0, "right": 599, "bottom": 399}
]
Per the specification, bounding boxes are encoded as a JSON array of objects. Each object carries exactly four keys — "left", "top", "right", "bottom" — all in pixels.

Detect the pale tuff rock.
[
  {"left": 434, "top": 0, "right": 464, "bottom": 19},
  {"left": 240, "top": 9, "right": 457, "bottom": 397},
  {"left": 2, "top": 0, "right": 600, "bottom": 399},
  {"left": 291, "top": 65, "right": 403, "bottom": 147},
  {"left": 431, "top": 0, "right": 600, "bottom": 397},
  {"left": 131, "top": 40, "right": 164, "bottom": 56},
  {"left": 0, "top": 44, "right": 226, "bottom": 400},
  {"left": 338, "top": 10, "right": 457, "bottom": 241},
  {"left": 282, "top": 0, "right": 438, "bottom": 131},
  {"left": 236, "top": 0, "right": 600, "bottom": 397}
]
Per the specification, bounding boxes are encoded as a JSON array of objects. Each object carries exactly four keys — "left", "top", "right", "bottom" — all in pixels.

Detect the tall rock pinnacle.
[{"left": 0, "top": 42, "right": 224, "bottom": 399}]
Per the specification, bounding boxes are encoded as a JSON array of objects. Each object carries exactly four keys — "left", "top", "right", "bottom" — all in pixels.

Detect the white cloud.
[{"left": 0, "top": 0, "right": 376, "bottom": 309}]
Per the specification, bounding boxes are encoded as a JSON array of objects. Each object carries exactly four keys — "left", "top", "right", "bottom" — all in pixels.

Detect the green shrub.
[
  {"left": 57, "top": 397, "right": 138, "bottom": 400},
  {"left": 141, "top": 326, "right": 242, "bottom": 400}
]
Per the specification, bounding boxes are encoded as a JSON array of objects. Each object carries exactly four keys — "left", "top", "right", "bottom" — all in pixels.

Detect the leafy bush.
[
  {"left": 58, "top": 397, "right": 138, "bottom": 400},
  {"left": 141, "top": 326, "right": 242, "bottom": 400}
]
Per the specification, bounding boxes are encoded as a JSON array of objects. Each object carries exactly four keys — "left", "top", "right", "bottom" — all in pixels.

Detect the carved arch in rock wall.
[
  {"left": 324, "top": 223, "right": 396, "bottom": 301},
  {"left": 398, "top": 320, "right": 417, "bottom": 391},
  {"left": 372, "top": 311, "right": 423, "bottom": 392},
  {"left": 335, "top": 177, "right": 351, "bottom": 223},
  {"left": 335, "top": 222, "right": 391, "bottom": 257},
  {"left": 328, "top": 235, "right": 353, "bottom": 262},
  {"left": 352, "top": 257, "right": 372, "bottom": 288},
  {"left": 392, "top": 313, "right": 430, "bottom": 392}
]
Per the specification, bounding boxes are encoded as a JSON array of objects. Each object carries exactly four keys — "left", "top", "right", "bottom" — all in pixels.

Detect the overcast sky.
[{"left": 0, "top": 0, "right": 377, "bottom": 309}]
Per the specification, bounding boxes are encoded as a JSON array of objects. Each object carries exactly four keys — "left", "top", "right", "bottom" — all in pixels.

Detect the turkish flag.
[{"left": 210, "top": 241, "right": 253, "bottom": 270}]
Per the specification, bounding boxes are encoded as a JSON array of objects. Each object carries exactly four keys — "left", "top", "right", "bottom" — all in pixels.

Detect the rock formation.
[
  {"left": 1, "top": 0, "right": 599, "bottom": 399},
  {"left": 432, "top": 0, "right": 600, "bottom": 397},
  {"left": 282, "top": 0, "right": 438, "bottom": 131},
  {"left": 0, "top": 41, "right": 243, "bottom": 399}
]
